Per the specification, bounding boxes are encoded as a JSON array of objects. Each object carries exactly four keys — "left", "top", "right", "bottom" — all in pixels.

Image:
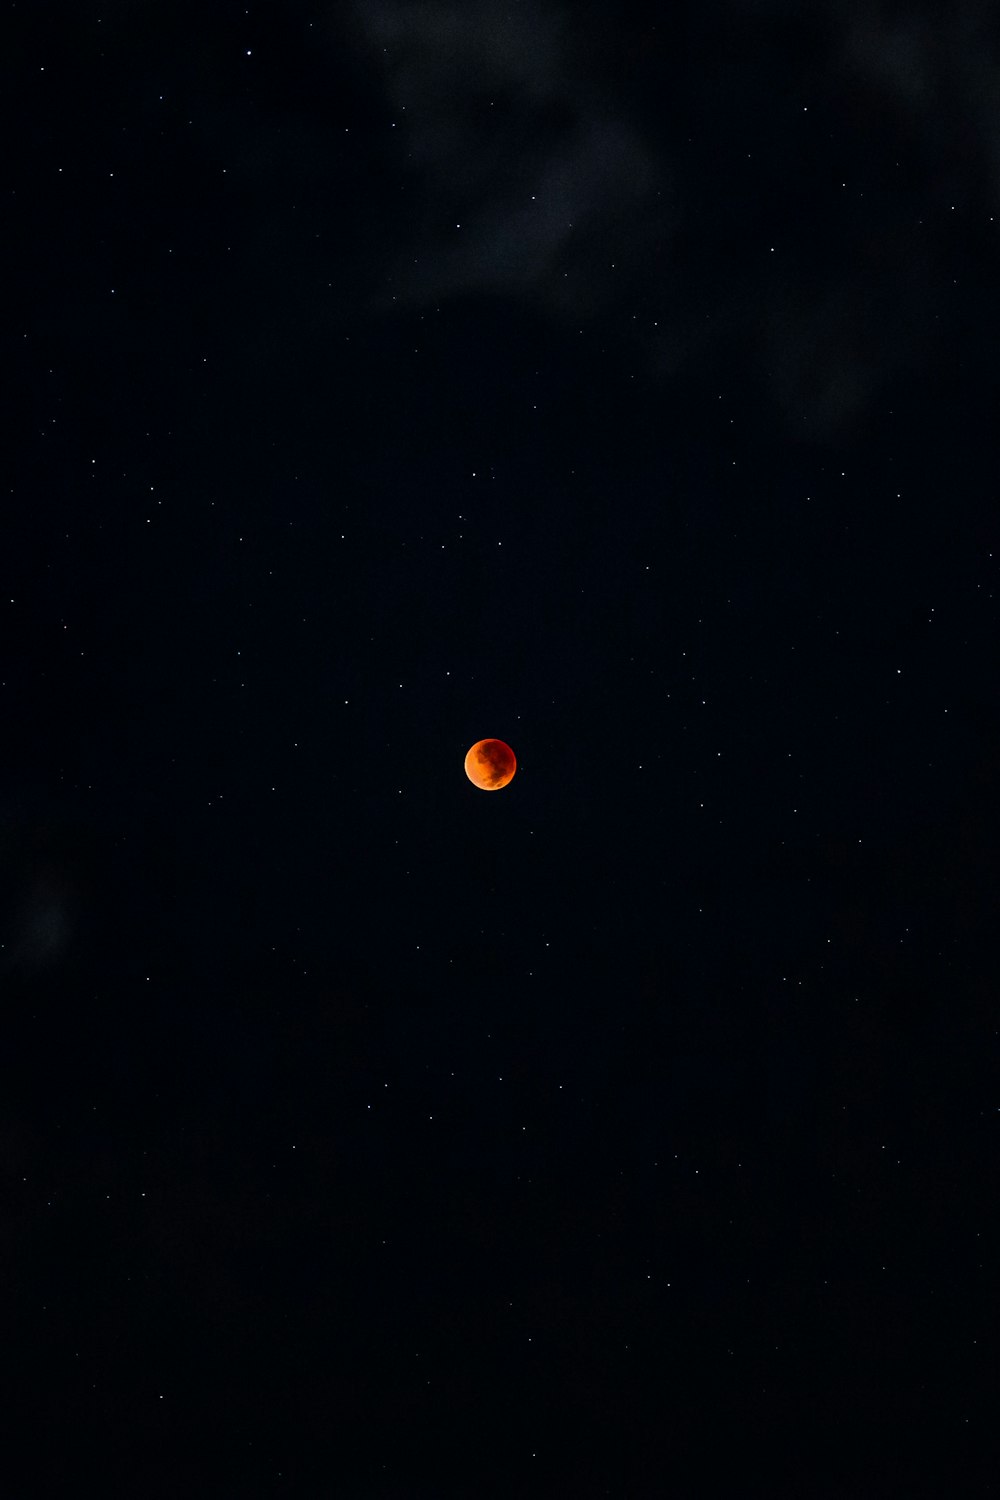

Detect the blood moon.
[{"left": 464, "top": 738, "right": 517, "bottom": 791}]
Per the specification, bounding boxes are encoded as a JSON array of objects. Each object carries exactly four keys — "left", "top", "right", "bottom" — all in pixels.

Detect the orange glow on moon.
[{"left": 464, "top": 738, "right": 517, "bottom": 791}]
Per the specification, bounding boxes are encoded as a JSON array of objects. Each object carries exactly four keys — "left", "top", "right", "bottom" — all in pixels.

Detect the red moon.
[{"left": 464, "top": 738, "right": 517, "bottom": 791}]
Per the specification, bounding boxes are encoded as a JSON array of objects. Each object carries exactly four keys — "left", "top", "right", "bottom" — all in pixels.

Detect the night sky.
[{"left": 5, "top": 2, "right": 995, "bottom": 1493}]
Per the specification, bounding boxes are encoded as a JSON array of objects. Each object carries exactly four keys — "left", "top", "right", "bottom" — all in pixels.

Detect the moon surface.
[{"left": 464, "top": 739, "right": 517, "bottom": 791}]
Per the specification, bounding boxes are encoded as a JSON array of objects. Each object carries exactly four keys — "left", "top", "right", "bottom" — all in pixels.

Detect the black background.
[{"left": 4, "top": 2, "right": 994, "bottom": 1493}]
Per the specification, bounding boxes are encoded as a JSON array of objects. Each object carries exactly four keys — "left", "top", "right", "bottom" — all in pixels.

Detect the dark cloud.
[
  {"left": 343, "top": 0, "right": 1000, "bottom": 435},
  {"left": 346, "top": 0, "right": 668, "bottom": 314},
  {"left": 45, "top": 1, "right": 996, "bottom": 438},
  {"left": 0, "top": 792, "right": 83, "bottom": 975}
]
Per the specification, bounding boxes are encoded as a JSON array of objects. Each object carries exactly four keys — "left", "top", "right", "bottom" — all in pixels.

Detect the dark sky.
[{"left": 4, "top": 2, "right": 995, "bottom": 1493}]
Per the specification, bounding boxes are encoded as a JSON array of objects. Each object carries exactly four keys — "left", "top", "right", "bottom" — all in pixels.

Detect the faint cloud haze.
[
  {"left": 340, "top": 0, "right": 1000, "bottom": 436},
  {"left": 347, "top": 0, "right": 668, "bottom": 314},
  {"left": 8, "top": 872, "right": 74, "bottom": 972},
  {"left": 0, "top": 793, "right": 85, "bottom": 975}
]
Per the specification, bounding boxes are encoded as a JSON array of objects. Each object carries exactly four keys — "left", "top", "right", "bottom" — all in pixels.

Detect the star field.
[{"left": 4, "top": 2, "right": 995, "bottom": 1493}]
